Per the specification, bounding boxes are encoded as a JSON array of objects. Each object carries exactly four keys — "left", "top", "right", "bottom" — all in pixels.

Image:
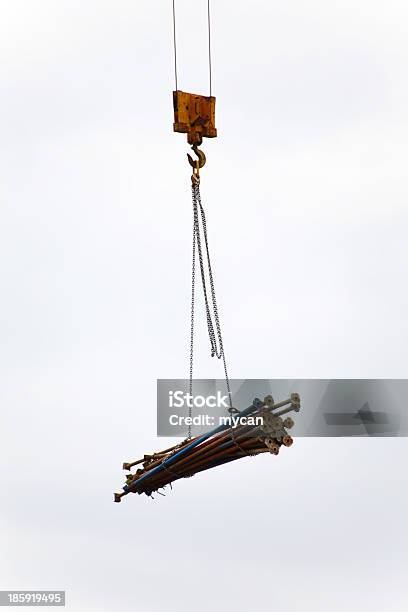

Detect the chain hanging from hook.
[{"left": 187, "top": 174, "right": 235, "bottom": 438}]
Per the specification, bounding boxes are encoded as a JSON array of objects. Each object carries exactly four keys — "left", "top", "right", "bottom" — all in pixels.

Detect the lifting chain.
[{"left": 188, "top": 175, "right": 234, "bottom": 438}]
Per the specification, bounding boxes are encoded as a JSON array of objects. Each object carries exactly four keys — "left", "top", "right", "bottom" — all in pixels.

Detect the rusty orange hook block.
[
  {"left": 173, "top": 90, "right": 216, "bottom": 179},
  {"left": 173, "top": 90, "right": 217, "bottom": 145}
]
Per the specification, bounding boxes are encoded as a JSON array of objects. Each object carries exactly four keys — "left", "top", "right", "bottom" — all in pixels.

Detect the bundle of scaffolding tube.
[{"left": 114, "top": 393, "right": 300, "bottom": 500}]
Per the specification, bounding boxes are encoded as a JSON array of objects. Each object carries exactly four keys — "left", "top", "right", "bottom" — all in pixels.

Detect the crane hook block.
[{"left": 173, "top": 90, "right": 217, "bottom": 146}]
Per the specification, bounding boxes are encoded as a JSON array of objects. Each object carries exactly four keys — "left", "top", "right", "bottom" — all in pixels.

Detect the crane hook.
[{"left": 187, "top": 143, "right": 206, "bottom": 182}]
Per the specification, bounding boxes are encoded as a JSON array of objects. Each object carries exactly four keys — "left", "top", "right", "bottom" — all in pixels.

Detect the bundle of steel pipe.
[{"left": 114, "top": 393, "right": 300, "bottom": 501}]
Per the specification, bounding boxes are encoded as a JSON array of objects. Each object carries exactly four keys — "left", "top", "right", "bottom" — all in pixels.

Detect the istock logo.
[{"left": 169, "top": 390, "right": 229, "bottom": 409}]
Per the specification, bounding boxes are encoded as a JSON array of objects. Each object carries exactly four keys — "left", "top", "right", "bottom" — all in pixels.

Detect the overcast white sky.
[{"left": 1, "top": 1, "right": 407, "bottom": 611}]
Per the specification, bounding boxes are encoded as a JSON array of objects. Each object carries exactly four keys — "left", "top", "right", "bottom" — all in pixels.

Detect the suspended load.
[{"left": 115, "top": 393, "right": 300, "bottom": 500}]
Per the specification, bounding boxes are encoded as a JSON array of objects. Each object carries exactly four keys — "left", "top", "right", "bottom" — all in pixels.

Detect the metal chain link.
[{"left": 188, "top": 179, "right": 233, "bottom": 438}]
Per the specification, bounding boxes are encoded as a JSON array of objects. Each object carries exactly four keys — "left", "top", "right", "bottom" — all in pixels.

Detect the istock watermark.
[
  {"left": 169, "top": 390, "right": 230, "bottom": 409},
  {"left": 157, "top": 379, "right": 408, "bottom": 437}
]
